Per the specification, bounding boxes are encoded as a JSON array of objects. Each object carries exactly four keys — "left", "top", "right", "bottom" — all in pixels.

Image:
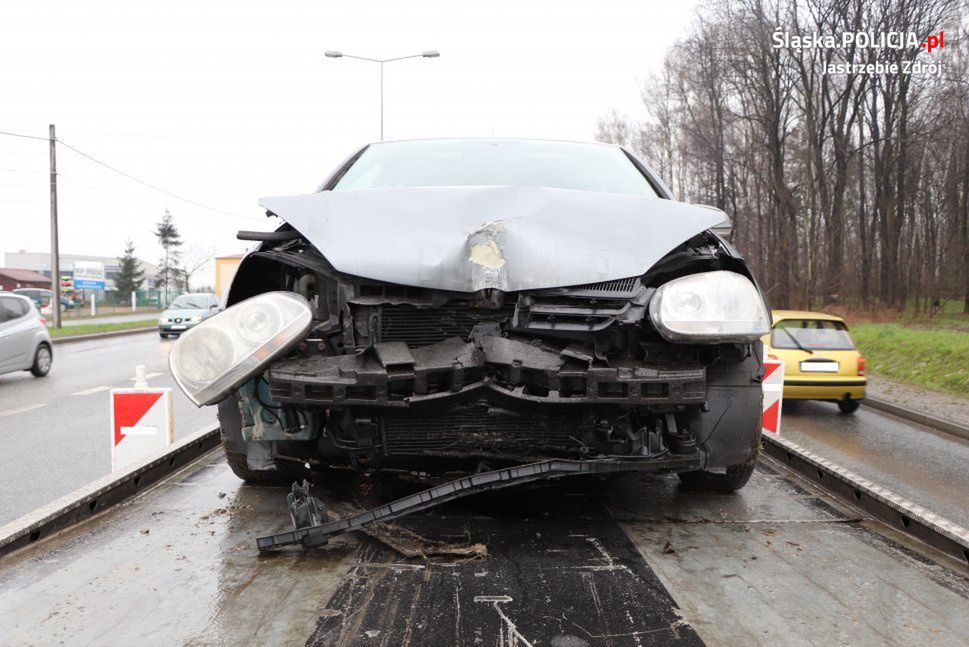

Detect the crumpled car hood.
[{"left": 259, "top": 186, "right": 725, "bottom": 292}]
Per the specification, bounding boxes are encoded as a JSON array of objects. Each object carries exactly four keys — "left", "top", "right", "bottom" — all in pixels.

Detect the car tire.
[
  {"left": 838, "top": 398, "right": 860, "bottom": 414},
  {"left": 218, "top": 391, "right": 299, "bottom": 485},
  {"left": 159, "top": 332, "right": 169, "bottom": 338},
  {"left": 30, "top": 344, "right": 52, "bottom": 377},
  {"left": 677, "top": 448, "right": 758, "bottom": 493}
]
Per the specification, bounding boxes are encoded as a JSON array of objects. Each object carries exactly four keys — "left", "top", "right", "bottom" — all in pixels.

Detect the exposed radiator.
[
  {"left": 378, "top": 303, "right": 515, "bottom": 347},
  {"left": 381, "top": 405, "right": 592, "bottom": 456}
]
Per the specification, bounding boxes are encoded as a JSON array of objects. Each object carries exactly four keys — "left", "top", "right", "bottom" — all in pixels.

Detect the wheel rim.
[{"left": 37, "top": 347, "right": 51, "bottom": 373}]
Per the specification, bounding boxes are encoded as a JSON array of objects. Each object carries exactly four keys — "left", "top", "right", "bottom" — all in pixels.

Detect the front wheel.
[
  {"left": 677, "top": 449, "right": 758, "bottom": 493},
  {"left": 30, "top": 344, "right": 52, "bottom": 377},
  {"left": 218, "top": 391, "right": 300, "bottom": 485},
  {"left": 838, "top": 398, "right": 860, "bottom": 414}
]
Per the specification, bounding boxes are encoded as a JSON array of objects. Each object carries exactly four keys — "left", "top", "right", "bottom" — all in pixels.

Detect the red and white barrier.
[
  {"left": 110, "top": 380, "right": 174, "bottom": 471},
  {"left": 762, "top": 355, "right": 784, "bottom": 436}
]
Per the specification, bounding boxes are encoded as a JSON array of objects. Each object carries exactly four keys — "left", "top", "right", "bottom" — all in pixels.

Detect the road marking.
[
  {"left": 129, "top": 372, "right": 163, "bottom": 382},
  {"left": 0, "top": 403, "right": 47, "bottom": 417},
  {"left": 71, "top": 385, "right": 110, "bottom": 396}
]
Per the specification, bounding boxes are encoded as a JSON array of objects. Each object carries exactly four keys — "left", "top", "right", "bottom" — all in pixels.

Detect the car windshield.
[
  {"left": 772, "top": 319, "right": 855, "bottom": 351},
  {"left": 170, "top": 295, "right": 209, "bottom": 309},
  {"left": 333, "top": 139, "right": 661, "bottom": 197}
]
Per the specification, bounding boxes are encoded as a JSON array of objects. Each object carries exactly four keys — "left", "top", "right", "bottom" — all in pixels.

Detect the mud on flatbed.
[{"left": 1, "top": 450, "right": 968, "bottom": 646}]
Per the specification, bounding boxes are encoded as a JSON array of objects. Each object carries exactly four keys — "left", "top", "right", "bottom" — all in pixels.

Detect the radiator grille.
[
  {"left": 379, "top": 303, "right": 515, "bottom": 347},
  {"left": 382, "top": 406, "right": 590, "bottom": 455}
]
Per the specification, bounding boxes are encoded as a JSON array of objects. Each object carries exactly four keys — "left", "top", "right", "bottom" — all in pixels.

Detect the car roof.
[
  {"left": 0, "top": 292, "right": 33, "bottom": 303},
  {"left": 771, "top": 309, "right": 846, "bottom": 323},
  {"left": 368, "top": 137, "right": 622, "bottom": 149}
]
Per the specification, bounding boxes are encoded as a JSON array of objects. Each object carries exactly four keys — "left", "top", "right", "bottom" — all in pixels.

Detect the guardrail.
[
  {"left": 0, "top": 424, "right": 221, "bottom": 559},
  {"left": 862, "top": 397, "right": 969, "bottom": 442}
]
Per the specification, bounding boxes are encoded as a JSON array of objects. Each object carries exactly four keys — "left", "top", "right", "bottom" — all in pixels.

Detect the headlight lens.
[
  {"left": 649, "top": 271, "right": 769, "bottom": 342},
  {"left": 169, "top": 291, "right": 313, "bottom": 406},
  {"left": 159, "top": 317, "right": 169, "bottom": 323}
]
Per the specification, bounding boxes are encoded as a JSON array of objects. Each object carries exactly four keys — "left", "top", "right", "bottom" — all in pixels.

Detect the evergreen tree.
[
  {"left": 115, "top": 239, "right": 145, "bottom": 297},
  {"left": 154, "top": 209, "right": 183, "bottom": 302}
]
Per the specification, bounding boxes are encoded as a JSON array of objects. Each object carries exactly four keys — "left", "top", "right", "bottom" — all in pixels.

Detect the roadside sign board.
[
  {"left": 74, "top": 260, "right": 105, "bottom": 290},
  {"left": 762, "top": 356, "right": 784, "bottom": 436},
  {"left": 110, "top": 388, "right": 174, "bottom": 471}
]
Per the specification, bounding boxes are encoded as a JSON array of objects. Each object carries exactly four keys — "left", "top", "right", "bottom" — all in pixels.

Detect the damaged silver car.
[{"left": 170, "top": 138, "right": 771, "bottom": 506}]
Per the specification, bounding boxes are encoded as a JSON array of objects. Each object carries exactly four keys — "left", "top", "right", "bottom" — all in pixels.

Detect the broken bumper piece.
[
  {"left": 257, "top": 453, "right": 702, "bottom": 551},
  {"left": 267, "top": 336, "right": 707, "bottom": 408}
]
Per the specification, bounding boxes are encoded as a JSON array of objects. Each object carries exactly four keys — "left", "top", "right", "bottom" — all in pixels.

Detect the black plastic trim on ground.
[
  {"left": 0, "top": 425, "right": 221, "bottom": 559},
  {"left": 257, "top": 454, "right": 704, "bottom": 551},
  {"left": 761, "top": 433, "right": 969, "bottom": 567}
]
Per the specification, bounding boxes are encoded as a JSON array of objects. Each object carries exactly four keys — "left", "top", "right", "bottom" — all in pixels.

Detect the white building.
[{"left": 3, "top": 251, "right": 160, "bottom": 291}]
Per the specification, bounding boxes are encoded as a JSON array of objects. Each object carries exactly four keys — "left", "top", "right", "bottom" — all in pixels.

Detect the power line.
[
  {"left": 55, "top": 138, "right": 266, "bottom": 222},
  {"left": 0, "top": 129, "right": 49, "bottom": 141},
  {"left": 0, "top": 128, "right": 269, "bottom": 223}
]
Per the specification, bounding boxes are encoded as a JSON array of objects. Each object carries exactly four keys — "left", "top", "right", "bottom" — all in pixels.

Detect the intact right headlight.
[
  {"left": 648, "top": 270, "right": 769, "bottom": 343},
  {"left": 169, "top": 291, "right": 313, "bottom": 406}
]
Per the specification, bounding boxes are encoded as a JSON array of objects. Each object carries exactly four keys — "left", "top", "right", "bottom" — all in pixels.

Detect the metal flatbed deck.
[{"left": 1, "top": 444, "right": 967, "bottom": 646}]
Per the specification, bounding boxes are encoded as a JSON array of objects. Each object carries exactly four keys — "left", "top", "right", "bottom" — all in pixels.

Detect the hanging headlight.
[
  {"left": 649, "top": 271, "right": 769, "bottom": 343},
  {"left": 169, "top": 291, "right": 313, "bottom": 406}
]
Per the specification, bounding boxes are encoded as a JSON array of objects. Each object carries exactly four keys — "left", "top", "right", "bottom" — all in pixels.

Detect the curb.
[
  {"left": 0, "top": 424, "right": 221, "bottom": 559},
  {"left": 51, "top": 326, "right": 156, "bottom": 345},
  {"left": 862, "top": 397, "right": 969, "bottom": 442}
]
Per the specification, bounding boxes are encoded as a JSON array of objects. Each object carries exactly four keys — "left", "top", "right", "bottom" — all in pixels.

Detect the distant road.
[
  {"left": 0, "top": 332, "right": 216, "bottom": 524},
  {"left": 783, "top": 400, "right": 969, "bottom": 528}
]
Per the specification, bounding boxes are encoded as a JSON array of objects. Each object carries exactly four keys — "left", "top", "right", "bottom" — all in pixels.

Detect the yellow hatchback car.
[{"left": 763, "top": 310, "right": 866, "bottom": 413}]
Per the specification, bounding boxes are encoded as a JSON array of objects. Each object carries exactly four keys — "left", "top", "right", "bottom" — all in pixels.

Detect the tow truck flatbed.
[{"left": 1, "top": 433, "right": 968, "bottom": 646}]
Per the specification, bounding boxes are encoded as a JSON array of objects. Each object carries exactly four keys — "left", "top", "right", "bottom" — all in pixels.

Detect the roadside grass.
[
  {"left": 850, "top": 323, "right": 969, "bottom": 398},
  {"left": 49, "top": 319, "right": 157, "bottom": 338}
]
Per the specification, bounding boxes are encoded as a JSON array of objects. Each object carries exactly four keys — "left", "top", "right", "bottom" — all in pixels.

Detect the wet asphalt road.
[
  {"left": 782, "top": 400, "right": 969, "bottom": 528},
  {"left": 0, "top": 332, "right": 216, "bottom": 525}
]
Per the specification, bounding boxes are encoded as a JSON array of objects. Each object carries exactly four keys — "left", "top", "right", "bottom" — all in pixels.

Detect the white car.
[{"left": 0, "top": 292, "right": 53, "bottom": 378}]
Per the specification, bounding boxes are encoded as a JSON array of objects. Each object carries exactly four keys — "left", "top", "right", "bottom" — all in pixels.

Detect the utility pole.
[{"left": 49, "top": 124, "right": 61, "bottom": 329}]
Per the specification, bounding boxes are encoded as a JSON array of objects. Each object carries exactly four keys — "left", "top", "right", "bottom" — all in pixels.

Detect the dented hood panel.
[{"left": 259, "top": 186, "right": 725, "bottom": 292}]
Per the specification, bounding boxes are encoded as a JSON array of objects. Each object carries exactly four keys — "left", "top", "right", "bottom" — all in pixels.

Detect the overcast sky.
[{"left": 1, "top": 0, "right": 697, "bottom": 284}]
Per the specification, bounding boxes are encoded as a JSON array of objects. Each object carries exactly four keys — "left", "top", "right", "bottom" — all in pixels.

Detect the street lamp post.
[{"left": 324, "top": 50, "right": 439, "bottom": 141}]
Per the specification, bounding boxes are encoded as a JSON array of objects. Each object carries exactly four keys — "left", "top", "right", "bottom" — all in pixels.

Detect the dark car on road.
[{"left": 169, "top": 139, "right": 771, "bottom": 493}]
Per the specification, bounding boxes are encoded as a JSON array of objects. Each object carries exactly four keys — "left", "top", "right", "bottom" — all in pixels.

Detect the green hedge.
[{"left": 850, "top": 323, "right": 969, "bottom": 397}]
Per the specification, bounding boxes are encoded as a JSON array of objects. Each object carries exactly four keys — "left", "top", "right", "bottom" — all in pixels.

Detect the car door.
[{"left": 0, "top": 296, "right": 35, "bottom": 370}]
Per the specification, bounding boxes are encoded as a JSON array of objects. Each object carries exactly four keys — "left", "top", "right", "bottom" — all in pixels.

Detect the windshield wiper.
[{"left": 780, "top": 328, "right": 814, "bottom": 355}]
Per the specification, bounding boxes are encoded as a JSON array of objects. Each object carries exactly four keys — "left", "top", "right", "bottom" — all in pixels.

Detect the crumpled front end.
[{"left": 219, "top": 224, "right": 764, "bottom": 474}]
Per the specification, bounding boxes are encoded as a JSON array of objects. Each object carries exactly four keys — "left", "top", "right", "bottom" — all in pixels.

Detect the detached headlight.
[
  {"left": 169, "top": 291, "right": 313, "bottom": 406},
  {"left": 649, "top": 271, "right": 769, "bottom": 343}
]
